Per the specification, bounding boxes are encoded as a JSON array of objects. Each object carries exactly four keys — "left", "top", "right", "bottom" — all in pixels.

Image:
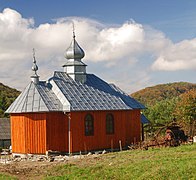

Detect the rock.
[
  {"left": 102, "top": 150, "right": 107, "bottom": 154},
  {"left": 13, "top": 154, "right": 21, "bottom": 158},
  {"left": 63, "top": 155, "right": 70, "bottom": 160},
  {"left": 13, "top": 158, "right": 22, "bottom": 162},
  {"left": 48, "top": 156, "right": 55, "bottom": 162},
  {"left": 1, "top": 151, "right": 9, "bottom": 155},
  {"left": 87, "top": 152, "right": 92, "bottom": 156}
]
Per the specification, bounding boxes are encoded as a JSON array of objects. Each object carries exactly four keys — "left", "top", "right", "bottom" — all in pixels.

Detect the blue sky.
[
  {"left": 0, "top": 0, "right": 195, "bottom": 92},
  {"left": 1, "top": 0, "right": 196, "bottom": 41}
]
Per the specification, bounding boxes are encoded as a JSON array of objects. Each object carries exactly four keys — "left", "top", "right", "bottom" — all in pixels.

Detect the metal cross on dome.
[{"left": 72, "top": 21, "right": 76, "bottom": 39}]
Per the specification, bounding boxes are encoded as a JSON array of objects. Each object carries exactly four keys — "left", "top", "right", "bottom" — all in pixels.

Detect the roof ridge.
[
  {"left": 32, "top": 83, "right": 49, "bottom": 112},
  {"left": 22, "top": 82, "right": 36, "bottom": 112}
]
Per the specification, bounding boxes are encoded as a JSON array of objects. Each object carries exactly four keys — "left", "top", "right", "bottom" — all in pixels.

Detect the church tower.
[{"left": 63, "top": 28, "right": 87, "bottom": 83}]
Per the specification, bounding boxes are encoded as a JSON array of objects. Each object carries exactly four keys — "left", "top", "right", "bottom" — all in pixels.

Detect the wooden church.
[{"left": 6, "top": 31, "right": 146, "bottom": 155}]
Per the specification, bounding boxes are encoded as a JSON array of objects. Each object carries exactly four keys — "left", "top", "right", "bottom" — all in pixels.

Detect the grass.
[
  {"left": 0, "top": 174, "right": 16, "bottom": 180},
  {"left": 45, "top": 144, "right": 196, "bottom": 180},
  {"left": 0, "top": 144, "right": 195, "bottom": 179}
]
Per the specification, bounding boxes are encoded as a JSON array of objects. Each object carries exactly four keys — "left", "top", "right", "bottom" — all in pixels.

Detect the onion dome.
[
  {"left": 31, "top": 49, "right": 39, "bottom": 84},
  {"left": 32, "top": 49, "right": 38, "bottom": 75},
  {"left": 32, "top": 59, "right": 38, "bottom": 76},
  {"left": 63, "top": 27, "right": 87, "bottom": 84},
  {"left": 65, "top": 32, "right": 85, "bottom": 60}
]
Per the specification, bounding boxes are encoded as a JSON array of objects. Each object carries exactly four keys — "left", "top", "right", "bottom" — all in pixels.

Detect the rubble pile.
[{"left": 0, "top": 149, "right": 108, "bottom": 164}]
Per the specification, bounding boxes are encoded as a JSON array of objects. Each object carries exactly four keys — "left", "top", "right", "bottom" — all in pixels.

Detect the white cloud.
[
  {"left": 0, "top": 8, "right": 195, "bottom": 93},
  {"left": 152, "top": 39, "right": 196, "bottom": 71}
]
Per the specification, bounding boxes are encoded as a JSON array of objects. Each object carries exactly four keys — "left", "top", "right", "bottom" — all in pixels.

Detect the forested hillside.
[
  {"left": 131, "top": 82, "right": 196, "bottom": 136},
  {"left": 131, "top": 82, "right": 196, "bottom": 106},
  {"left": 0, "top": 82, "right": 20, "bottom": 117}
]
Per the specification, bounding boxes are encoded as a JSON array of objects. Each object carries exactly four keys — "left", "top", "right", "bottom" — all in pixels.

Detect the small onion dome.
[
  {"left": 32, "top": 61, "right": 38, "bottom": 72},
  {"left": 31, "top": 49, "right": 39, "bottom": 84},
  {"left": 65, "top": 37, "right": 85, "bottom": 60},
  {"left": 32, "top": 49, "right": 39, "bottom": 76}
]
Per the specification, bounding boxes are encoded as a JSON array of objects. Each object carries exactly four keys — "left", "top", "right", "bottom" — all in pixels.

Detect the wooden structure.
[
  {"left": 0, "top": 118, "right": 11, "bottom": 148},
  {"left": 10, "top": 110, "right": 141, "bottom": 154},
  {"left": 6, "top": 33, "right": 145, "bottom": 155}
]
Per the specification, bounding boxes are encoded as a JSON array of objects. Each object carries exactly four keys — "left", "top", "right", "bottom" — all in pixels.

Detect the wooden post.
[
  {"left": 119, "top": 140, "right": 122, "bottom": 151},
  {"left": 84, "top": 142, "right": 87, "bottom": 154},
  {"left": 80, "top": 151, "right": 82, "bottom": 159},
  {"left": 141, "top": 124, "right": 144, "bottom": 141},
  {"left": 65, "top": 112, "right": 71, "bottom": 156},
  {"left": 68, "top": 113, "right": 71, "bottom": 156}
]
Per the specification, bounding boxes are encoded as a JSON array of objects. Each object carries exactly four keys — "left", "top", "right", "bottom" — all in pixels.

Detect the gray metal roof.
[
  {"left": 6, "top": 71, "right": 145, "bottom": 113},
  {"left": 51, "top": 71, "right": 145, "bottom": 111},
  {"left": 6, "top": 81, "right": 63, "bottom": 113},
  {"left": 0, "top": 118, "right": 10, "bottom": 140}
]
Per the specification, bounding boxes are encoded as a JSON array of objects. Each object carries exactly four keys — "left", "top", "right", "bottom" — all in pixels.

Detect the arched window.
[
  {"left": 106, "top": 113, "right": 114, "bottom": 134},
  {"left": 85, "top": 114, "right": 94, "bottom": 136}
]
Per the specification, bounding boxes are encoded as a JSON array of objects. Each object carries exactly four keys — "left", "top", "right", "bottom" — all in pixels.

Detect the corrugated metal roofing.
[
  {"left": 6, "top": 71, "right": 145, "bottom": 113},
  {"left": 0, "top": 118, "right": 10, "bottom": 140},
  {"left": 6, "top": 81, "right": 63, "bottom": 113},
  {"left": 51, "top": 71, "right": 145, "bottom": 111}
]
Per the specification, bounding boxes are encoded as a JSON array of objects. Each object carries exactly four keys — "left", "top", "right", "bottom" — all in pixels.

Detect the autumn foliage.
[
  {"left": 131, "top": 82, "right": 196, "bottom": 136},
  {"left": 0, "top": 82, "right": 20, "bottom": 117},
  {"left": 174, "top": 89, "right": 196, "bottom": 136}
]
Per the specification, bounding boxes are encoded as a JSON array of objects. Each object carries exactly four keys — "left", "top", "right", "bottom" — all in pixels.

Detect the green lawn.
[
  {"left": 0, "top": 174, "right": 16, "bottom": 180},
  {"left": 0, "top": 144, "right": 195, "bottom": 180},
  {"left": 45, "top": 144, "right": 196, "bottom": 180}
]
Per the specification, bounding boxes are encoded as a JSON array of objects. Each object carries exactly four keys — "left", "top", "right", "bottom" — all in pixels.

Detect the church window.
[
  {"left": 85, "top": 114, "right": 94, "bottom": 136},
  {"left": 106, "top": 113, "right": 114, "bottom": 134}
]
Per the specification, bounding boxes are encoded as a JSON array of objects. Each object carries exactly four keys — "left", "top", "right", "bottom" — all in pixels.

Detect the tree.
[
  {"left": 174, "top": 89, "right": 196, "bottom": 136},
  {"left": 143, "top": 97, "right": 178, "bottom": 135},
  {"left": 0, "top": 95, "right": 8, "bottom": 117}
]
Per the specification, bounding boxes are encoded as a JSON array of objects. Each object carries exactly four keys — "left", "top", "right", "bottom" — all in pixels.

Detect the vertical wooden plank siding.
[
  {"left": 70, "top": 110, "right": 141, "bottom": 153},
  {"left": 25, "top": 113, "right": 46, "bottom": 154},
  {"left": 11, "top": 114, "right": 26, "bottom": 153},
  {"left": 46, "top": 112, "right": 68, "bottom": 152},
  {"left": 10, "top": 110, "right": 141, "bottom": 154},
  {"left": 11, "top": 113, "right": 46, "bottom": 154},
  {"left": 126, "top": 110, "right": 141, "bottom": 143}
]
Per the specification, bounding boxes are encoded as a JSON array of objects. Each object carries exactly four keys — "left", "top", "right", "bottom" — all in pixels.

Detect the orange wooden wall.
[
  {"left": 10, "top": 110, "right": 141, "bottom": 154},
  {"left": 125, "top": 109, "right": 141, "bottom": 144},
  {"left": 46, "top": 112, "right": 68, "bottom": 152},
  {"left": 11, "top": 114, "right": 26, "bottom": 153},
  {"left": 11, "top": 113, "right": 46, "bottom": 154},
  {"left": 70, "top": 110, "right": 141, "bottom": 153},
  {"left": 11, "top": 112, "right": 68, "bottom": 154}
]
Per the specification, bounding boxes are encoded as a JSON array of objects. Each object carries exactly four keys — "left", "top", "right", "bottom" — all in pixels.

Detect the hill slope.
[
  {"left": 0, "top": 144, "right": 195, "bottom": 179},
  {"left": 0, "top": 82, "right": 20, "bottom": 117},
  {"left": 131, "top": 82, "right": 196, "bottom": 135},
  {"left": 131, "top": 82, "right": 196, "bottom": 106}
]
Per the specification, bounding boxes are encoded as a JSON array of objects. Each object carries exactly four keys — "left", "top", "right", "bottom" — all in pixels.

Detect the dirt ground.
[
  {"left": 0, "top": 154, "right": 101, "bottom": 180},
  {"left": 0, "top": 160, "right": 61, "bottom": 179}
]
